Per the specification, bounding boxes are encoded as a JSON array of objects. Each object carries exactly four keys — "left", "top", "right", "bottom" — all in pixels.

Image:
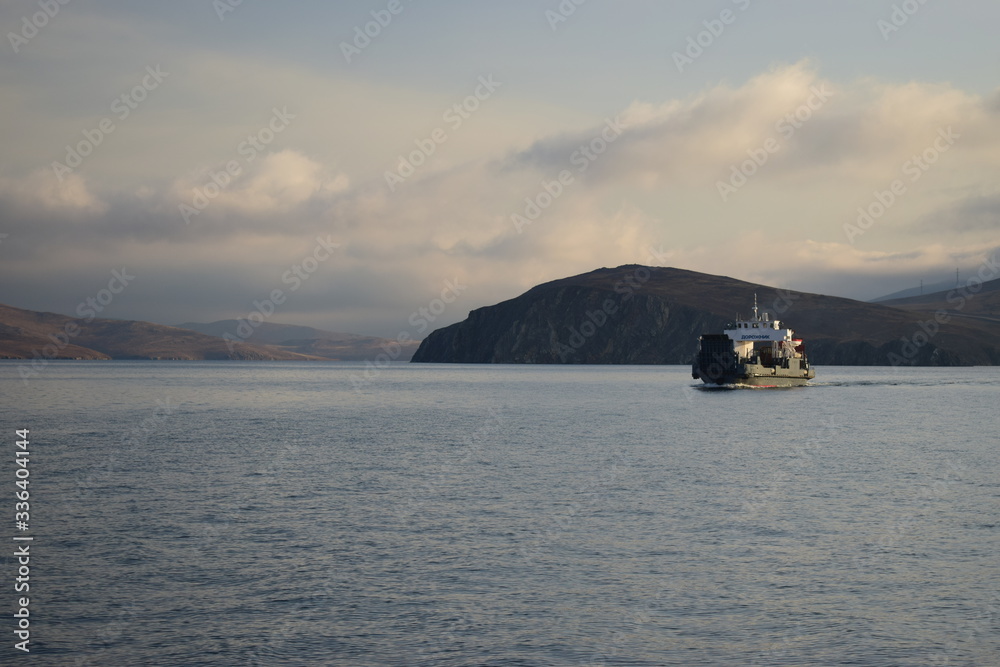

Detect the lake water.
[{"left": 1, "top": 362, "right": 998, "bottom": 666}]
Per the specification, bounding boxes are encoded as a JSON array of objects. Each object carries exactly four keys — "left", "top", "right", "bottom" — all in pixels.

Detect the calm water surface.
[{"left": 1, "top": 362, "right": 998, "bottom": 666}]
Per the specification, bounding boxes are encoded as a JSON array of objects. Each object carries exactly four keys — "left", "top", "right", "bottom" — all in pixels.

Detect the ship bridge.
[{"left": 723, "top": 295, "right": 803, "bottom": 361}]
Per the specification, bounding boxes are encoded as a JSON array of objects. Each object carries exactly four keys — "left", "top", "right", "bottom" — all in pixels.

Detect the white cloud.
[
  {"left": 3, "top": 58, "right": 1000, "bottom": 332},
  {"left": 172, "top": 150, "right": 349, "bottom": 218},
  {"left": 0, "top": 169, "right": 106, "bottom": 214}
]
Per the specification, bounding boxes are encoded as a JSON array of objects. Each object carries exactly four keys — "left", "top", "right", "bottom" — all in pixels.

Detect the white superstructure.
[{"left": 723, "top": 295, "right": 805, "bottom": 362}]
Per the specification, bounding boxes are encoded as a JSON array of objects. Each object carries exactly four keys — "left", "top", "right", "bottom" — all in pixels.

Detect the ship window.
[{"left": 752, "top": 323, "right": 758, "bottom": 328}]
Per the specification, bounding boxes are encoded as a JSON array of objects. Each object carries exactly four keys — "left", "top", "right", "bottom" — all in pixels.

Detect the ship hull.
[
  {"left": 694, "top": 370, "right": 813, "bottom": 387},
  {"left": 691, "top": 360, "right": 815, "bottom": 387}
]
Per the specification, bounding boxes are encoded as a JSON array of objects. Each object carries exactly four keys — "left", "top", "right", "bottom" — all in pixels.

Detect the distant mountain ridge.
[
  {"left": 175, "top": 321, "right": 361, "bottom": 345},
  {"left": 877, "top": 276, "right": 1000, "bottom": 325},
  {"left": 177, "top": 320, "right": 421, "bottom": 361},
  {"left": 0, "top": 303, "right": 320, "bottom": 362},
  {"left": 870, "top": 278, "right": 959, "bottom": 302},
  {"left": 0, "top": 305, "right": 419, "bottom": 362},
  {"left": 411, "top": 265, "right": 1000, "bottom": 366}
]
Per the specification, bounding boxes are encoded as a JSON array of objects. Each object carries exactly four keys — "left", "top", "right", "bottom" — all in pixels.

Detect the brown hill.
[
  {"left": 0, "top": 303, "right": 322, "bottom": 361},
  {"left": 878, "top": 276, "right": 1000, "bottom": 326},
  {"left": 412, "top": 265, "right": 1000, "bottom": 366},
  {"left": 176, "top": 320, "right": 421, "bottom": 361}
]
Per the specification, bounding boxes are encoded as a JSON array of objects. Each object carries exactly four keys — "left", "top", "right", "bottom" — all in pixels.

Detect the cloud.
[
  {"left": 505, "top": 62, "right": 1000, "bottom": 197},
  {"left": 171, "top": 149, "right": 350, "bottom": 221},
  {"left": 989, "top": 89, "right": 1000, "bottom": 114},
  {"left": 0, "top": 169, "right": 106, "bottom": 214},
  {"left": 920, "top": 192, "right": 1000, "bottom": 233},
  {"left": 675, "top": 236, "right": 999, "bottom": 301},
  {"left": 3, "top": 60, "right": 1000, "bottom": 334}
]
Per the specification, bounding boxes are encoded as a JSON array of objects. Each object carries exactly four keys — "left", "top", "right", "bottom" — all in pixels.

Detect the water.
[{"left": 1, "top": 362, "right": 998, "bottom": 666}]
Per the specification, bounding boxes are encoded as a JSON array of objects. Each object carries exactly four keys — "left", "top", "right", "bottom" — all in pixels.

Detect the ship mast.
[{"left": 752, "top": 293, "right": 759, "bottom": 321}]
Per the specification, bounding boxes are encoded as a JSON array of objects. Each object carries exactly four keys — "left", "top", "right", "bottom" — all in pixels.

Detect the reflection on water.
[{"left": 2, "top": 362, "right": 998, "bottom": 665}]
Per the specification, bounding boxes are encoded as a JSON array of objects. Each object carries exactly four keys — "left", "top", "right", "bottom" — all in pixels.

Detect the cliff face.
[{"left": 411, "top": 265, "right": 1000, "bottom": 366}]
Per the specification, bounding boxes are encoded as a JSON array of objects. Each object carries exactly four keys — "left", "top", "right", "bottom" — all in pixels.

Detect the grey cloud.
[
  {"left": 0, "top": 192, "right": 340, "bottom": 257},
  {"left": 988, "top": 89, "right": 1000, "bottom": 114},
  {"left": 920, "top": 193, "right": 1000, "bottom": 233}
]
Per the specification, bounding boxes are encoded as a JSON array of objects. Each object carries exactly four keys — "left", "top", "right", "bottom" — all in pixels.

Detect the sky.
[{"left": 1, "top": 0, "right": 998, "bottom": 338}]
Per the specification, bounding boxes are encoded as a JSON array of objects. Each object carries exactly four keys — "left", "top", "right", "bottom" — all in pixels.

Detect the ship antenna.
[{"left": 753, "top": 293, "right": 758, "bottom": 321}]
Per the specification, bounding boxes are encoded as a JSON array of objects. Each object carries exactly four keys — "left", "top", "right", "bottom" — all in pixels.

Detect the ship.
[{"left": 692, "top": 295, "right": 815, "bottom": 386}]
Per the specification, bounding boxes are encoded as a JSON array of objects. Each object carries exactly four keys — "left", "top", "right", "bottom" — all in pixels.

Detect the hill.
[
  {"left": 870, "top": 278, "right": 958, "bottom": 302},
  {"left": 411, "top": 266, "right": 1000, "bottom": 366},
  {"left": 177, "top": 321, "right": 421, "bottom": 361},
  {"left": 0, "top": 304, "right": 322, "bottom": 361},
  {"left": 877, "top": 277, "right": 1000, "bottom": 325}
]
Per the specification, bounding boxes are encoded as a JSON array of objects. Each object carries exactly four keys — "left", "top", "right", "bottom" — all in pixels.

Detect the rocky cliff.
[{"left": 411, "top": 266, "right": 1000, "bottom": 366}]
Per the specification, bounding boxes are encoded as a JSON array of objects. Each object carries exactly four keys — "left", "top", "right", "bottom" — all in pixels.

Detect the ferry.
[{"left": 692, "top": 295, "right": 815, "bottom": 386}]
